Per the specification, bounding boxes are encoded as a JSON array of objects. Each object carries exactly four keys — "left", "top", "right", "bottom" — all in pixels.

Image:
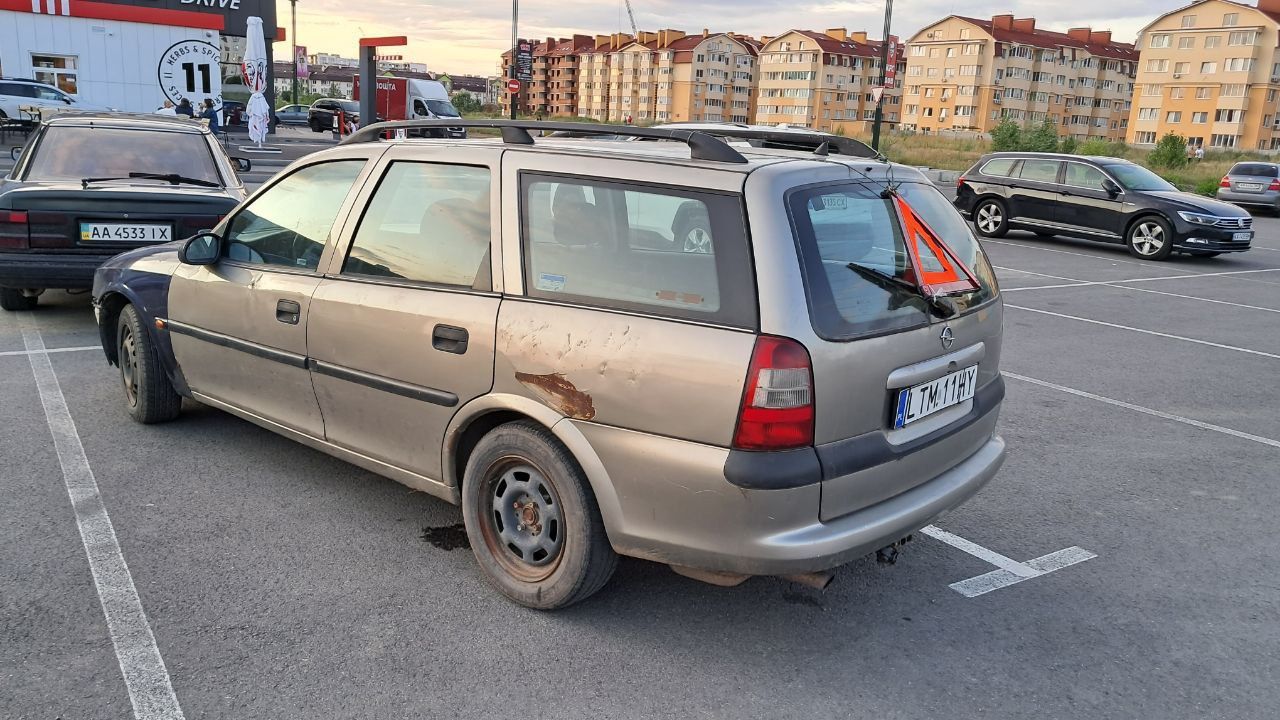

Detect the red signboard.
[
  {"left": 507, "top": 78, "right": 522, "bottom": 94},
  {"left": 353, "top": 75, "right": 411, "bottom": 121}
]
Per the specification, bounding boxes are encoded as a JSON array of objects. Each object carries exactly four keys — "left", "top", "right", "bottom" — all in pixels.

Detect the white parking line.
[
  {"left": 0, "top": 344, "right": 99, "bottom": 357},
  {"left": 1004, "top": 304, "right": 1280, "bottom": 360},
  {"left": 1005, "top": 371, "right": 1280, "bottom": 449},
  {"left": 997, "top": 266, "right": 1280, "bottom": 313},
  {"left": 919, "top": 525, "right": 1096, "bottom": 597},
  {"left": 1001, "top": 266, "right": 1280, "bottom": 292},
  {"left": 21, "top": 325, "right": 185, "bottom": 720},
  {"left": 985, "top": 239, "right": 1280, "bottom": 284}
]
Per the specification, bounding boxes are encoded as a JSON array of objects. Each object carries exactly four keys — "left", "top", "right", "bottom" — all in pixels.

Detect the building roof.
[
  {"left": 765, "top": 30, "right": 884, "bottom": 58},
  {"left": 950, "top": 16, "right": 1138, "bottom": 61}
]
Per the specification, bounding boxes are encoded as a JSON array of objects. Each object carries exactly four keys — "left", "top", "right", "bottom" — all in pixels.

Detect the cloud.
[{"left": 280, "top": 0, "right": 1167, "bottom": 76}]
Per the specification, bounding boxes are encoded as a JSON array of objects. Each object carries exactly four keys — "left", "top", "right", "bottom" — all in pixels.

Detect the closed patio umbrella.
[{"left": 242, "top": 16, "right": 271, "bottom": 146}]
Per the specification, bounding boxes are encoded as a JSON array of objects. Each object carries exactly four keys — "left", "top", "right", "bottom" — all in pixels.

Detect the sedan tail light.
[
  {"left": 1219, "top": 176, "right": 1231, "bottom": 188},
  {"left": 732, "top": 336, "right": 814, "bottom": 451},
  {"left": 1269, "top": 179, "right": 1280, "bottom": 191},
  {"left": 956, "top": 176, "right": 967, "bottom": 189},
  {"left": 0, "top": 210, "right": 29, "bottom": 249}
]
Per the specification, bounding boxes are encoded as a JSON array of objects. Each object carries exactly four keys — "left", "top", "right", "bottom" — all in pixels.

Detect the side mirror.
[
  {"left": 231, "top": 157, "right": 252, "bottom": 172},
  {"left": 179, "top": 232, "right": 221, "bottom": 265},
  {"left": 9, "top": 146, "right": 21, "bottom": 161},
  {"left": 1102, "top": 179, "right": 1121, "bottom": 197}
]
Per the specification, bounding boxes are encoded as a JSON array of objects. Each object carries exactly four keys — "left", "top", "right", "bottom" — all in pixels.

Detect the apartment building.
[
  {"left": 577, "top": 34, "right": 635, "bottom": 120},
  {"left": 904, "top": 15, "right": 1137, "bottom": 141},
  {"left": 752, "top": 29, "right": 902, "bottom": 133},
  {"left": 499, "top": 35, "right": 594, "bottom": 117},
  {"left": 1128, "top": 0, "right": 1280, "bottom": 150}
]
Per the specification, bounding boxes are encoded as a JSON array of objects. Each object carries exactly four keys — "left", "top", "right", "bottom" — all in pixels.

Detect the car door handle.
[
  {"left": 276, "top": 299, "right": 301, "bottom": 325},
  {"left": 432, "top": 324, "right": 468, "bottom": 354},
  {"left": 1058, "top": 190, "right": 1073, "bottom": 196}
]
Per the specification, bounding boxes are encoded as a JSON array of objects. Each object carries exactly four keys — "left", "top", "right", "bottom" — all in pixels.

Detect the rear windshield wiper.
[
  {"left": 81, "top": 173, "right": 220, "bottom": 189},
  {"left": 845, "top": 262, "right": 959, "bottom": 318}
]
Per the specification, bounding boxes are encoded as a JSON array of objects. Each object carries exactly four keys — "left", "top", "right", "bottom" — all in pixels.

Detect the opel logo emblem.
[{"left": 940, "top": 325, "right": 955, "bottom": 349}]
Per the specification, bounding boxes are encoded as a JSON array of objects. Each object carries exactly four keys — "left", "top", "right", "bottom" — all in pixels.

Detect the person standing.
[
  {"left": 200, "top": 99, "right": 221, "bottom": 135},
  {"left": 1194, "top": 145, "right": 1205, "bottom": 162},
  {"left": 175, "top": 99, "right": 194, "bottom": 118},
  {"left": 155, "top": 100, "right": 177, "bottom": 115}
]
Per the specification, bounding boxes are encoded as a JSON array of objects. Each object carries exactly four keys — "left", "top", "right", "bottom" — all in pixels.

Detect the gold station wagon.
[{"left": 93, "top": 121, "right": 1007, "bottom": 609}]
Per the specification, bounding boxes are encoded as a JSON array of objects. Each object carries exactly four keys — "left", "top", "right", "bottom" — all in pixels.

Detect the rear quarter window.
[{"left": 979, "top": 158, "right": 1018, "bottom": 177}]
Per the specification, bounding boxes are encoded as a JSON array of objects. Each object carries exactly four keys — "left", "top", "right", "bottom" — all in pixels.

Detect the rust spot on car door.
[{"left": 515, "top": 371, "right": 596, "bottom": 420}]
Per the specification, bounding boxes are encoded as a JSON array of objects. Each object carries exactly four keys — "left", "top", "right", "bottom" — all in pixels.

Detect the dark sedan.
[
  {"left": 955, "top": 152, "right": 1252, "bottom": 260},
  {"left": 307, "top": 98, "right": 360, "bottom": 132},
  {"left": 0, "top": 113, "right": 249, "bottom": 310}
]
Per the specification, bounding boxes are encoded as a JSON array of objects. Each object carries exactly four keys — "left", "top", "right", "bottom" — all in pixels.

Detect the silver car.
[
  {"left": 92, "top": 121, "right": 1006, "bottom": 609},
  {"left": 1217, "top": 161, "right": 1280, "bottom": 212}
]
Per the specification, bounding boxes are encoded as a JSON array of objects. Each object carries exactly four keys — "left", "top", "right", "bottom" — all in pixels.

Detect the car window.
[
  {"left": 1106, "top": 164, "right": 1177, "bottom": 192},
  {"left": 521, "top": 175, "right": 756, "bottom": 327},
  {"left": 224, "top": 161, "right": 365, "bottom": 270},
  {"left": 1018, "top": 159, "right": 1061, "bottom": 183},
  {"left": 896, "top": 182, "right": 998, "bottom": 312},
  {"left": 1230, "top": 163, "right": 1278, "bottom": 177},
  {"left": 980, "top": 158, "right": 1018, "bottom": 177},
  {"left": 24, "top": 126, "right": 221, "bottom": 185},
  {"left": 344, "top": 162, "right": 491, "bottom": 287},
  {"left": 413, "top": 99, "right": 428, "bottom": 115},
  {"left": 0, "top": 83, "right": 37, "bottom": 98},
  {"left": 33, "top": 86, "right": 66, "bottom": 102},
  {"left": 1064, "top": 163, "right": 1109, "bottom": 190}
]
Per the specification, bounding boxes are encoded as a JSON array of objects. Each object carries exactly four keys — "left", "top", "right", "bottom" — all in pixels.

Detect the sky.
[{"left": 276, "top": 0, "right": 1163, "bottom": 77}]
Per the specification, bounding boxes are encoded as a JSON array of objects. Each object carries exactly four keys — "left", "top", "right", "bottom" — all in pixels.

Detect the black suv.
[
  {"left": 307, "top": 98, "right": 360, "bottom": 132},
  {"left": 955, "top": 152, "right": 1253, "bottom": 260}
]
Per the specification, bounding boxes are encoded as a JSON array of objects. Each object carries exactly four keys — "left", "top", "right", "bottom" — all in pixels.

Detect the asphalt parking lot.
[{"left": 2, "top": 206, "right": 1278, "bottom": 718}]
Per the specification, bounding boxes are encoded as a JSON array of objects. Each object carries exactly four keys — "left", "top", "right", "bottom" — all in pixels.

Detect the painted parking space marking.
[
  {"left": 1005, "top": 371, "right": 1280, "bottom": 450},
  {"left": 1004, "top": 305, "right": 1280, "bottom": 360},
  {"left": 996, "top": 266, "right": 1280, "bottom": 313},
  {"left": 0, "top": 344, "right": 99, "bottom": 357},
  {"left": 1000, "top": 266, "right": 1280, "bottom": 293},
  {"left": 985, "top": 239, "right": 1280, "bottom": 284},
  {"left": 919, "top": 525, "right": 1096, "bottom": 598},
  {"left": 21, "top": 325, "right": 185, "bottom": 720}
]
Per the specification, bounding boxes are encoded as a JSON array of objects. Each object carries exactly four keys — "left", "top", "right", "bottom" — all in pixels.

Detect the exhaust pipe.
[{"left": 783, "top": 571, "right": 835, "bottom": 591}]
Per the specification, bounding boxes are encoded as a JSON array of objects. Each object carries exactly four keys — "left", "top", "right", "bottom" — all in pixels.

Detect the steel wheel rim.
[
  {"left": 120, "top": 325, "right": 138, "bottom": 408},
  {"left": 683, "top": 227, "right": 712, "bottom": 253},
  {"left": 976, "top": 204, "right": 1002, "bottom": 233},
  {"left": 479, "top": 458, "right": 565, "bottom": 582},
  {"left": 1133, "top": 222, "right": 1165, "bottom": 256}
]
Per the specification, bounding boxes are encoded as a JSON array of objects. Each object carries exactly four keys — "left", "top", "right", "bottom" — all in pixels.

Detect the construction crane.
[{"left": 622, "top": 0, "right": 638, "bottom": 36}]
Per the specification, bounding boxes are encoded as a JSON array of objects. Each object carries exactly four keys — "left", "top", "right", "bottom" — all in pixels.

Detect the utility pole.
[
  {"left": 289, "top": 0, "right": 298, "bottom": 104},
  {"left": 870, "top": 0, "right": 894, "bottom": 151},
  {"left": 509, "top": 0, "right": 518, "bottom": 120}
]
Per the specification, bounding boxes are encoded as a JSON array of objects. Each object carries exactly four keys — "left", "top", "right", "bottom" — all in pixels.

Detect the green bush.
[
  {"left": 1058, "top": 136, "right": 1078, "bottom": 154},
  {"left": 1020, "top": 120, "right": 1058, "bottom": 152},
  {"left": 1077, "top": 138, "right": 1111, "bottom": 156},
  {"left": 1149, "top": 132, "right": 1189, "bottom": 169},
  {"left": 989, "top": 119, "right": 1022, "bottom": 152},
  {"left": 1193, "top": 178, "right": 1221, "bottom": 196}
]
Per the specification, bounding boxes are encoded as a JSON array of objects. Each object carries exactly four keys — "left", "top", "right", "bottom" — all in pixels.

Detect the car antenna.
[{"left": 813, "top": 141, "right": 830, "bottom": 157}]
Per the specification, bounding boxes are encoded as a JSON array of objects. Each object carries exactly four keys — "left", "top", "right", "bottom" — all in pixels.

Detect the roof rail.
[
  {"left": 674, "top": 126, "right": 880, "bottom": 159},
  {"left": 341, "top": 119, "right": 749, "bottom": 164}
]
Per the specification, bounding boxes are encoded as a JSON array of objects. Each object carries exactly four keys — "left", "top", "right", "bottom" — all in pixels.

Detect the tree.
[
  {"left": 1078, "top": 138, "right": 1110, "bottom": 156},
  {"left": 990, "top": 118, "right": 1022, "bottom": 152},
  {"left": 1022, "top": 120, "right": 1059, "bottom": 152},
  {"left": 450, "top": 92, "right": 483, "bottom": 114},
  {"left": 1058, "top": 136, "right": 1078, "bottom": 154},
  {"left": 1149, "top": 132, "right": 1189, "bottom": 169}
]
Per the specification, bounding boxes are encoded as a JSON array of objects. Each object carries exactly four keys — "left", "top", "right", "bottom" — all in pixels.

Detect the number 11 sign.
[{"left": 157, "top": 40, "right": 224, "bottom": 111}]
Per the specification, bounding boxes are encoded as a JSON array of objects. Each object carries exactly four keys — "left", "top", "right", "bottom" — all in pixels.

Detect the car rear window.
[
  {"left": 980, "top": 158, "right": 1018, "bottom": 177},
  {"left": 25, "top": 126, "right": 221, "bottom": 185},
  {"left": 1230, "top": 163, "right": 1279, "bottom": 177},
  {"left": 520, "top": 174, "right": 756, "bottom": 328},
  {"left": 789, "top": 181, "right": 997, "bottom": 340}
]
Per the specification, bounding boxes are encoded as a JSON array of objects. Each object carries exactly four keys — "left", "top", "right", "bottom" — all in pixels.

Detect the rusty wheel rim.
[{"left": 479, "top": 457, "right": 565, "bottom": 583}]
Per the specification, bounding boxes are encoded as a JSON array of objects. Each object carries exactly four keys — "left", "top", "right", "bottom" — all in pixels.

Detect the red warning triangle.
[{"left": 894, "top": 194, "right": 980, "bottom": 296}]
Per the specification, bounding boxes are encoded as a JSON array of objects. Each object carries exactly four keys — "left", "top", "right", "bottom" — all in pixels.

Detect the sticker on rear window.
[{"left": 536, "top": 273, "right": 566, "bottom": 291}]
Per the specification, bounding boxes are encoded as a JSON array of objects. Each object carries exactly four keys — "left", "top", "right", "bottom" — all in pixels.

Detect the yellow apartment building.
[
  {"left": 599, "top": 30, "right": 759, "bottom": 124},
  {"left": 576, "top": 34, "right": 634, "bottom": 121},
  {"left": 1128, "top": 0, "right": 1280, "bottom": 150},
  {"left": 904, "top": 15, "right": 1137, "bottom": 141},
  {"left": 753, "top": 29, "right": 903, "bottom": 134}
]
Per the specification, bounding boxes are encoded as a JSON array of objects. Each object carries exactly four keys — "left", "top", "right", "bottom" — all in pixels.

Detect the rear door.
[
  {"left": 1007, "top": 157, "right": 1063, "bottom": 225},
  {"left": 778, "top": 177, "right": 1003, "bottom": 522},
  {"left": 1059, "top": 161, "right": 1124, "bottom": 240},
  {"left": 305, "top": 145, "right": 502, "bottom": 483}
]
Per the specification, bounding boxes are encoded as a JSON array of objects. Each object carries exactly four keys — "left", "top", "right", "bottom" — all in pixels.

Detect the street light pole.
[
  {"left": 290, "top": 0, "right": 298, "bottom": 104},
  {"left": 509, "top": 0, "right": 518, "bottom": 120},
  {"left": 870, "top": 0, "right": 894, "bottom": 151}
]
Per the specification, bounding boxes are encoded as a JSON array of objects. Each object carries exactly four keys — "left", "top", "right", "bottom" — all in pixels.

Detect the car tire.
[
  {"left": 972, "top": 199, "right": 1009, "bottom": 238},
  {"left": 461, "top": 421, "right": 617, "bottom": 610},
  {"left": 309, "top": 118, "right": 322, "bottom": 132},
  {"left": 1125, "top": 216, "right": 1174, "bottom": 260},
  {"left": 117, "top": 304, "right": 182, "bottom": 424},
  {"left": 0, "top": 287, "right": 38, "bottom": 311}
]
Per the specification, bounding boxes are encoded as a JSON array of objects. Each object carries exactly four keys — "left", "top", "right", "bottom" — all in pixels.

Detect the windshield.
[
  {"left": 25, "top": 126, "right": 222, "bottom": 186},
  {"left": 789, "top": 181, "right": 998, "bottom": 339},
  {"left": 1106, "top": 163, "right": 1176, "bottom": 192},
  {"left": 425, "top": 99, "right": 460, "bottom": 117}
]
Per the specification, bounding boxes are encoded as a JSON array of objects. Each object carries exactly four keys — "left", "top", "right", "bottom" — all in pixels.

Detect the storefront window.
[{"left": 31, "top": 54, "right": 78, "bottom": 94}]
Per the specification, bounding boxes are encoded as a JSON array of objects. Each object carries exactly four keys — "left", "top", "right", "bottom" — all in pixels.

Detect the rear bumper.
[
  {"left": 1215, "top": 189, "right": 1280, "bottom": 207},
  {"left": 0, "top": 252, "right": 113, "bottom": 289}
]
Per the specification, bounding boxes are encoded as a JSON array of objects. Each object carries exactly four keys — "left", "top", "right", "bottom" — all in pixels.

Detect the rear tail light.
[
  {"left": 0, "top": 210, "right": 29, "bottom": 249},
  {"left": 1220, "top": 176, "right": 1231, "bottom": 188},
  {"left": 1268, "top": 179, "right": 1280, "bottom": 191},
  {"left": 956, "top": 176, "right": 967, "bottom": 188},
  {"left": 732, "top": 336, "right": 814, "bottom": 451}
]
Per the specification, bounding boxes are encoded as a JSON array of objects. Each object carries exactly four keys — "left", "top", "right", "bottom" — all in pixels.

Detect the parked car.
[
  {"left": 0, "top": 77, "right": 112, "bottom": 125},
  {"left": 220, "top": 100, "right": 245, "bottom": 127},
  {"left": 92, "top": 121, "right": 1006, "bottom": 609},
  {"left": 955, "top": 152, "right": 1253, "bottom": 260},
  {"left": 274, "top": 104, "right": 309, "bottom": 125},
  {"left": 308, "top": 98, "right": 360, "bottom": 132},
  {"left": 0, "top": 113, "right": 249, "bottom": 310},
  {"left": 1216, "top": 161, "right": 1280, "bottom": 213}
]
